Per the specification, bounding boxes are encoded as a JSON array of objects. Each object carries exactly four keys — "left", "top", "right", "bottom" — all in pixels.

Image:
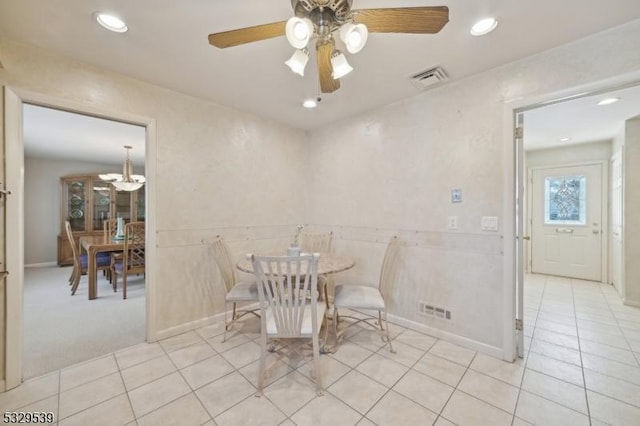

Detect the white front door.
[{"left": 531, "top": 163, "right": 603, "bottom": 281}]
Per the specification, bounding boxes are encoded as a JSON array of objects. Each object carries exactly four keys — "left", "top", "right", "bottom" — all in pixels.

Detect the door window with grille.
[{"left": 544, "top": 175, "right": 586, "bottom": 225}]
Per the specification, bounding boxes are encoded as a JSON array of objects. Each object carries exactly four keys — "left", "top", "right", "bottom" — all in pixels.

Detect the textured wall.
[
  {"left": 1, "top": 17, "right": 640, "bottom": 371},
  {"left": 307, "top": 20, "right": 640, "bottom": 349},
  {"left": 0, "top": 38, "right": 307, "bottom": 337}
]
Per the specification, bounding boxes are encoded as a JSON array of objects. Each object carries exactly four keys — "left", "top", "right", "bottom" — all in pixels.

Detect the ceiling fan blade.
[
  {"left": 208, "top": 21, "right": 286, "bottom": 48},
  {"left": 352, "top": 6, "right": 449, "bottom": 34},
  {"left": 317, "top": 41, "right": 340, "bottom": 93}
]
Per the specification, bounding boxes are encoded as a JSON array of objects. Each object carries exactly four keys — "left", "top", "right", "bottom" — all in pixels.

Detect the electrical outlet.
[{"left": 448, "top": 216, "right": 458, "bottom": 230}]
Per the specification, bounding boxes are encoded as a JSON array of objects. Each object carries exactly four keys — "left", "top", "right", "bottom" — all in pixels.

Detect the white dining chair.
[
  {"left": 249, "top": 253, "right": 325, "bottom": 396},
  {"left": 300, "top": 231, "right": 333, "bottom": 307},
  {"left": 209, "top": 235, "right": 260, "bottom": 342},
  {"left": 332, "top": 236, "right": 402, "bottom": 353}
]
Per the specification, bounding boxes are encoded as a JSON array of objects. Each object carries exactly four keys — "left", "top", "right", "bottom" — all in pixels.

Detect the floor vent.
[
  {"left": 419, "top": 301, "right": 452, "bottom": 321},
  {"left": 410, "top": 67, "right": 448, "bottom": 89}
]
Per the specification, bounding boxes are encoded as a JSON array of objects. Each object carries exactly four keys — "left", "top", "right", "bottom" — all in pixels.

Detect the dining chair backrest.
[
  {"left": 299, "top": 232, "right": 333, "bottom": 253},
  {"left": 210, "top": 236, "right": 238, "bottom": 294},
  {"left": 65, "top": 220, "right": 81, "bottom": 268},
  {"left": 378, "top": 236, "right": 402, "bottom": 299},
  {"left": 123, "top": 222, "right": 145, "bottom": 273},
  {"left": 103, "top": 218, "right": 118, "bottom": 239},
  {"left": 250, "top": 253, "right": 320, "bottom": 337}
]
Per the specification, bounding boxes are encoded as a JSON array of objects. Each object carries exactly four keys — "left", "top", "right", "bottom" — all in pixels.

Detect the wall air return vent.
[{"left": 410, "top": 67, "right": 448, "bottom": 89}]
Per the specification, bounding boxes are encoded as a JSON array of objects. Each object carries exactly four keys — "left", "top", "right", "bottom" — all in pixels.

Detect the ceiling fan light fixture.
[
  {"left": 285, "top": 17, "right": 314, "bottom": 49},
  {"left": 470, "top": 17, "right": 498, "bottom": 36},
  {"left": 303, "top": 99, "right": 317, "bottom": 108},
  {"left": 94, "top": 12, "right": 128, "bottom": 33},
  {"left": 285, "top": 48, "right": 310, "bottom": 76},
  {"left": 339, "top": 23, "right": 368, "bottom": 54},
  {"left": 330, "top": 50, "right": 353, "bottom": 79}
]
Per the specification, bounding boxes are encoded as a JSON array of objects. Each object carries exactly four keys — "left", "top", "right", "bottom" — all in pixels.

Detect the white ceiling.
[
  {"left": 2, "top": 0, "right": 640, "bottom": 132},
  {"left": 5, "top": 1, "right": 640, "bottom": 160},
  {"left": 524, "top": 83, "right": 640, "bottom": 151},
  {"left": 23, "top": 104, "right": 146, "bottom": 165}
]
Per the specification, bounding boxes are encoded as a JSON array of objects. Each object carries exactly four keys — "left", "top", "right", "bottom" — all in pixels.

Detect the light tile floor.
[{"left": 2, "top": 274, "right": 640, "bottom": 425}]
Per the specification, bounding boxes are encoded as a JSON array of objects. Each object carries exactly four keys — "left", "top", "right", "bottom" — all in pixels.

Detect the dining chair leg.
[
  {"left": 312, "top": 329, "right": 323, "bottom": 396},
  {"left": 123, "top": 273, "right": 128, "bottom": 299},
  {"left": 223, "top": 302, "right": 230, "bottom": 343},
  {"left": 382, "top": 308, "right": 395, "bottom": 353},
  {"left": 256, "top": 331, "right": 267, "bottom": 397}
]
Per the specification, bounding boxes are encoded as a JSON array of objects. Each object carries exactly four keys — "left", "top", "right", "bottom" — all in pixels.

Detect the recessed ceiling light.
[
  {"left": 597, "top": 97, "right": 620, "bottom": 106},
  {"left": 303, "top": 99, "right": 317, "bottom": 109},
  {"left": 559, "top": 137, "right": 571, "bottom": 142},
  {"left": 470, "top": 17, "right": 498, "bottom": 36},
  {"left": 94, "top": 12, "right": 128, "bottom": 33}
]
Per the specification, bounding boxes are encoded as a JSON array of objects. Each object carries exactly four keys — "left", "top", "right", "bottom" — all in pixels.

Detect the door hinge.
[
  {"left": 515, "top": 127, "right": 524, "bottom": 139},
  {"left": 515, "top": 319, "right": 523, "bottom": 331}
]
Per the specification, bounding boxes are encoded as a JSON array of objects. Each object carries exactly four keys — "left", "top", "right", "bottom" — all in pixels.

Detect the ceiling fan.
[{"left": 208, "top": 1, "right": 449, "bottom": 93}]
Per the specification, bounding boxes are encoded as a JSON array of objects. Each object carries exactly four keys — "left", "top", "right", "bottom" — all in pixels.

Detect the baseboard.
[
  {"left": 25, "top": 262, "right": 58, "bottom": 268},
  {"left": 152, "top": 305, "right": 503, "bottom": 361},
  {"left": 387, "top": 313, "right": 505, "bottom": 360},
  {"left": 0, "top": 379, "right": 5, "bottom": 393},
  {"left": 152, "top": 303, "right": 261, "bottom": 342},
  {"left": 623, "top": 298, "right": 640, "bottom": 308}
]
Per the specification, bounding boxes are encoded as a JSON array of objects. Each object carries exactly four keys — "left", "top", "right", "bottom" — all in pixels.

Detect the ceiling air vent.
[{"left": 410, "top": 67, "right": 448, "bottom": 89}]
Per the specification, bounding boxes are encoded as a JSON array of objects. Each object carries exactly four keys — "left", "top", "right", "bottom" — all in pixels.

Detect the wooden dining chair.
[
  {"left": 332, "top": 236, "right": 402, "bottom": 353},
  {"left": 249, "top": 253, "right": 325, "bottom": 396},
  {"left": 65, "top": 220, "right": 111, "bottom": 295},
  {"left": 110, "top": 221, "right": 145, "bottom": 299},
  {"left": 208, "top": 236, "right": 260, "bottom": 342},
  {"left": 103, "top": 218, "right": 125, "bottom": 284}
]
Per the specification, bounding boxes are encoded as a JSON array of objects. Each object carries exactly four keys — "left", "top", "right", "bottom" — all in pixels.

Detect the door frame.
[
  {"left": 502, "top": 71, "right": 640, "bottom": 361},
  {"left": 528, "top": 161, "right": 608, "bottom": 283},
  {"left": 3, "top": 86, "right": 158, "bottom": 390}
]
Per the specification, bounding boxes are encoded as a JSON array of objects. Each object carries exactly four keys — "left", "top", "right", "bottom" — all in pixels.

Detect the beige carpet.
[{"left": 23, "top": 265, "right": 145, "bottom": 379}]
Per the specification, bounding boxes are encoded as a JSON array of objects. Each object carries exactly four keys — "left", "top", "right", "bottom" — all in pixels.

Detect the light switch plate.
[
  {"left": 448, "top": 216, "right": 458, "bottom": 230},
  {"left": 481, "top": 216, "right": 498, "bottom": 231}
]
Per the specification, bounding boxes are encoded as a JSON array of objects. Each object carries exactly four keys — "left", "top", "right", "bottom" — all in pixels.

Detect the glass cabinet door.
[
  {"left": 135, "top": 186, "right": 145, "bottom": 221},
  {"left": 65, "top": 178, "right": 88, "bottom": 232},
  {"left": 114, "top": 189, "right": 132, "bottom": 222},
  {"left": 92, "top": 179, "right": 112, "bottom": 232}
]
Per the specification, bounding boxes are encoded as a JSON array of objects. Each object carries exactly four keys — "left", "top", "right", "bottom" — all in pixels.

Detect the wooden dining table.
[{"left": 79, "top": 235, "right": 125, "bottom": 300}]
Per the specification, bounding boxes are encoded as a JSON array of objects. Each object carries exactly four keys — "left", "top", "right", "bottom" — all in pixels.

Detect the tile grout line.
[
  {"left": 570, "top": 278, "right": 592, "bottom": 426},
  {"left": 511, "top": 273, "right": 545, "bottom": 426}
]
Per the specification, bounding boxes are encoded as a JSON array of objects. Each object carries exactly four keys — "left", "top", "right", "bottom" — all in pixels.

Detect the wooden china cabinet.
[{"left": 57, "top": 174, "right": 145, "bottom": 266}]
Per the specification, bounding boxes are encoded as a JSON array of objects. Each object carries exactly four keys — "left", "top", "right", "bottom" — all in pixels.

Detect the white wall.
[
  {"left": 24, "top": 156, "right": 128, "bottom": 265},
  {"left": 307, "top": 20, "right": 640, "bottom": 352},
  {"left": 624, "top": 115, "right": 640, "bottom": 305},
  {"left": 526, "top": 140, "right": 612, "bottom": 167},
  {"left": 0, "top": 37, "right": 308, "bottom": 338}
]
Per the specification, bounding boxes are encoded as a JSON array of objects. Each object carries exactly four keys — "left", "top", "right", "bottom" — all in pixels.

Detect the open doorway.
[
  {"left": 4, "top": 88, "right": 156, "bottom": 390},
  {"left": 513, "top": 81, "right": 640, "bottom": 359},
  {"left": 22, "top": 104, "right": 147, "bottom": 379}
]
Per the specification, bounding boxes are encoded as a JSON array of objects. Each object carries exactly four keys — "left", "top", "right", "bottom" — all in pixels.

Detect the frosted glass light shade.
[
  {"left": 339, "top": 23, "right": 368, "bottom": 54},
  {"left": 285, "top": 17, "right": 313, "bottom": 49},
  {"left": 285, "top": 49, "right": 309, "bottom": 76},
  {"left": 330, "top": 51, "right": 353, "bottom": 79},
  {"left": 112, "top": 180, "right": 144, "bottom": 191}
]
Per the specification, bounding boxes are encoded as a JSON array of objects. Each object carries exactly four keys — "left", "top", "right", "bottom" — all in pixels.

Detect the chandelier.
[{"left": 99, "top": 145, "right": 145, "bottom": 192}]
